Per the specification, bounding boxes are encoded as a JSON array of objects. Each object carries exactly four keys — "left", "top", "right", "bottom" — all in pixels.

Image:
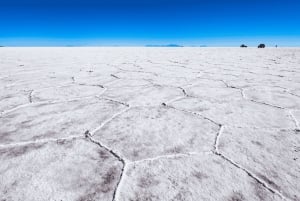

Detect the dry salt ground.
[{"left": 0, "top": 47, "right": 300, "bottom": 201}]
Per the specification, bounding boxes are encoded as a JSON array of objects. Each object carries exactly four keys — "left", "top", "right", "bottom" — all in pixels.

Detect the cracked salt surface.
[
  {"left": 219, "top": 127, "right": 300, "bottom": 201},
  {"left": 93, "top": 106, "right": 219, "bottom": 161},
  {"left": 0, "top": 138, "right": 123, "bottom": 201},
  {"left": 117, "top": 154, "right": 282, "bottom": 201},
  {"left": 0, "top": 98, "right": 127, "bottom": 145},
  {"left": 0, "top": 47, "right": 300, "bottom": 201}
]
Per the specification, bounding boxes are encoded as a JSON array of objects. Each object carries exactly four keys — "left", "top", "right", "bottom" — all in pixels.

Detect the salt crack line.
[
  {"left": 0, "top": 95, "right": 99, "bottom": 116},
  {"left": 168, "top": 59, "right": 188, "bottom": 65},
  {"left": 141, "top": 84, "right": 191, "bottom": 105},
  {"left": 95, "top": 96, "right": 130, "bottom": 107},
  {"left": 215, "top": 152, "right": 288, "bottom": 201},
  {"left": 178, "top": 86, "right": 189, "bottom": 97},
  {"left": 28, "top": 90, "right": 33, "bottom": 103},
  {"left": 213, "top": 126, "right": 288, "bottom": 200},
  {"left": 163, "top": 104, "right": 221, "bottom": 127},
  {"left": 286, "top": 91, "right": 300, "bottom": 98},
  {"left": 85, "top": 130, "right": 126, "bottom": 165},
  {"left": 185, "top": 76, "right": 246, "bottom": 99},
  {"left": 249, "top": 99, "right": 285, "bottom": 110},
  {"left": 220, "top": 79, "right": 246, "bottom": 99},
  {"left": 289, "top": 110, "right": 300, "bottom": 131},
  {"left": 213, "top": 125, "right": 224, "bottom": 154},
  {"left": 112, "top": 162, "right": 128, "bottom": 201},
  {"left": 271, "top": 86, "right": 300, "bottom": 98},
  {"left": 85, "top": 131, "right": 126, "bottom": 201},
  {"left": 110, "top": 74, "right": 121, "bottom": 79},
  {"left": 129, "top": 151, "right": 212, "bottom": 165},
  {"left": 163, "top": 96, "right": 185, "bottom": 105},
  {"left": 240, "top": 88, "right": 246, "bottom": 99},
  {"left": 90, "top": 107, "right": 131, "bottom": 136},
  {"left": 0, "top": 102, "right": 45, "bottom": 116},
  {"left": 116, "top": 66, "right": 159, "bottom": 77},
  {"left": 145, "top": 81, "right": 192, "bottom": 100},
  {"left": 77, "top": 83, "right": 105, "bottom": 89}
]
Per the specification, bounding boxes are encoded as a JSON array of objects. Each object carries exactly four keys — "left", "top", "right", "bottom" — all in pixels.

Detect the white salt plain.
[{"left": 0, "top": 47, "right": 299, "bottom": 201}]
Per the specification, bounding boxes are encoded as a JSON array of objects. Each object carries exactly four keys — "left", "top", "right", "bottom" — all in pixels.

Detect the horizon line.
[{"left": 1, "top": 45, "right": 300, "bottom": 48}]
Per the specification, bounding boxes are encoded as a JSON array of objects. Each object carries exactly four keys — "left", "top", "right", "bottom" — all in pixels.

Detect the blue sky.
[{"left": 0, "top": 0, "right": 300, "bottom": 46}]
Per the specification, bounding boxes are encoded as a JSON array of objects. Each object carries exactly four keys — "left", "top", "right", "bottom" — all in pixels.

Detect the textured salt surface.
[{"left": 0, "top": 47, "right": 299, "bottom": 201}]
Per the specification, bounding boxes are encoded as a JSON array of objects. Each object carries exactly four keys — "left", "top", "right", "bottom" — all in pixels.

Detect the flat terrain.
[{"left": 0, "top": 47, "right": 299, "bottom": 201}]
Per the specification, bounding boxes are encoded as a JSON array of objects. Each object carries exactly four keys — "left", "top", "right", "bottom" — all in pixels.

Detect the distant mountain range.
[
  {"left": 145, "top": 44, "right": 183, "bottom": 47},
  {"left": 145, "top": 44, "right": 209, "bottom": 47}
]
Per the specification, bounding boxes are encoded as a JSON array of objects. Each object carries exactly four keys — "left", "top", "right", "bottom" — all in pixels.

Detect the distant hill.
[{"left": 145, "top": 44, "right": 183, "bottom": 47}]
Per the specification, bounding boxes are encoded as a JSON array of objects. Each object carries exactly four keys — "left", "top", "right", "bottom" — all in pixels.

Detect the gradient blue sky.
[{"left": 0, "top": 0, "right": 300, "bottom": 46}]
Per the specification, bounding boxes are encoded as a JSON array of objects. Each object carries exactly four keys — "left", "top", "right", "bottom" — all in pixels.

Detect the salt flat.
[{"left": 0, "top": 47, "right": 299, "bottom": 201}]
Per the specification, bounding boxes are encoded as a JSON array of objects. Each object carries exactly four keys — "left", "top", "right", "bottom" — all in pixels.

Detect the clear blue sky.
[{"left": 0, "top": 0, "right": 299, "bottom": 46}]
